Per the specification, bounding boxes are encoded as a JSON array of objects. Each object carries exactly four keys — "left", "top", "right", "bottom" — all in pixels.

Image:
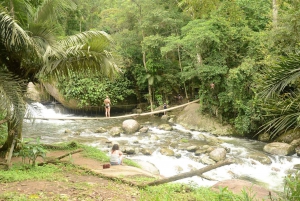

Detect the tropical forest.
[{"left": 1, "top": 0, "right": 300, "bottom": 200}]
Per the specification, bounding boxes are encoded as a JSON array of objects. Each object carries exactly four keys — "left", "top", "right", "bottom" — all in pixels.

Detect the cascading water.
[{"left": 23, "top": 102, "right": 300, "bottom": 193}]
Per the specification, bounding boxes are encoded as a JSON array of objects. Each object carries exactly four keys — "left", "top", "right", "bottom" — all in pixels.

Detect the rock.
[
  {"left": 150, "top": 135, "right": 159, "bottom": 141},
  {"left": 141, "top": 148, "right": 153, "bottom": 155},
  {"left": 122, "top": 119, "right": 140, "bottom": 134},
  {"left": 195, "top": 145, "right": 213, "bottom": 156},
  {"left": 211, "top": 179, "right": 279, "bottom": 200},
  {"left": 133, "top": 160, "right": 160, "bottom": 175},
  {"left": 95, "top": 127, "right": 106, "bottom": 133},
  {"left": 247, "top": 152, "right": 272, "bottom": 165},
  {"left": 263, "top": 142, "right": 295, "bottom": 156},
  {"left": 175, "top": 166, "right": 183, "bottom": 173},
  {"left": 198, "top": 134, "right": 206, "bottom": 140},
  {"left": 122, "top": 146, "right": 135, "bottom": 154},
  {"left": 161, "top": 115, "right": 169, "bottom": 121},
  {"left": 64, "top": 129, "right": 72, "bottom": 133},
  {"left": 139, "top": 126, "right": 149, "bottom": 133},
  {"left": 108, "top": 127, "right": 123, "bottom": 137},
  {"left": 275, "top": 128, "right": 300, "bottom": 143},
  {"left": 168, "top": 118, "right": 174, "bottom": 123},
  {"left": 186, "top": 146, "right": 198, "bottom": 152},
  {"left": 209, "top": 148, "right": 226, "bottom": 162},
  {"left": 160, "top": 148, "right": 175, "bottom": 156},
  {"left": 176, "top": 103, "right": 232, "bottom": 135},
  {"left": 26, "top": 82, "right": 41, "bottom": 102},
  {"left": 206, "top": 136, "right": 223, "bottom": 145},
  {"left": 175, "top": 153, "right": 182, "bottom": 158},
  {"left": 200, "top": 155, "right": 216, "bottom": 165},
  {"left": 296, "top": 146, "right": 300, "bottom": 156},
  {"left": 294, "top": 164, "right": 300, "bottom": 170},
  {"left": 158, "top": 124, "right": 173, "bottom": 131},
  {"left": 258, "top": 132, "right": 270, "bottom": 142},
  {"left": 290, "top": 138, "right": 300, "bottom": 148},
  {"left": 195, "top": 148, "right": 208, "bottom": 156}
]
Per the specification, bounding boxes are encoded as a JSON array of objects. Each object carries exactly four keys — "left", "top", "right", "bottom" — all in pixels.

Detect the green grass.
[
  {"left": 80, "top": 144, "right": 110, "bottom": 162},
  {"left": 0, "top": 164, "right": 64, "bottom": 182},
  {"left": 285, "top": 171, "right": 300, "bottom": 201},
  {"left": 139, "top": 183, "right": 280, "bottom": 201},
  {"left": 180, "top": 138, "right": 189, "bottom": 143}
]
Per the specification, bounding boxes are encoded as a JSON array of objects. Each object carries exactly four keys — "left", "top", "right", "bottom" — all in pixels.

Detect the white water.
[{"left": 23, "top": 103, "right": 300, "bottom": 193}]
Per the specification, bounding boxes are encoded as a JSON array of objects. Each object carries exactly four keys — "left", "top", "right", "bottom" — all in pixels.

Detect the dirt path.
[
  {"left": 46, "top": 150, "right": 159, "bottom": 178},
  {"left": 0, "top": 150, "right": 158, "bottom": 200}
]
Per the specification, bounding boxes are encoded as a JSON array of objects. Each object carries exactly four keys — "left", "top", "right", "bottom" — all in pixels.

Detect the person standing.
[
  {"left": 163, "top": 102, "right": 167, "bottom": 115},
  {"left": 104, "top": 96, "right": 111, "bottom": 117},
  {"left": 110, "top": 144, "right": 124, "bottom": 165}
]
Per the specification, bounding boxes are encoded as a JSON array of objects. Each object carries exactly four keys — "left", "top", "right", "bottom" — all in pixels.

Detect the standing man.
[{"left": 104, "top": 96, "right": 111, "bottom": 117}]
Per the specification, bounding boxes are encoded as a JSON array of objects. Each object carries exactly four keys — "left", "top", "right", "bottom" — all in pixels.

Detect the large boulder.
[
  {"left": 43, "top": 82, "right": 79, "bottom": 109},
  {"left": 209, "top": 148, "right": 226, "bottom": 162},
  {"left": 176, "top": 103, "right": 232, "bottom": 135},
  {"left": 26, "top": 82, "right": 42, "bottom": 102},
  {"left": 122, "top": 119, "right": 140, "bottom": 134},
  {"left": 275, "top": 128, "right": 300, "bottom": 143},
  {"left": 263, "top": 142, "right": 295, "bottom": 156}
]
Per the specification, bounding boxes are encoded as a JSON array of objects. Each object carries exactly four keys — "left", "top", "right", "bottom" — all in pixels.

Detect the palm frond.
[
  {"left": 259, "top": 95, "right": 300, "bottom": 138},
  {"left": 38, "top": 31, "right": 120, "bottom": 78},
  {"left": 33, "top": 0, "right": 76, "bottom": 23},
  {"left": 0, "top": 70, "right": 27, "bottom": 127},
  {"left": 261, "top": 55, "right": 300, "bottom": 99},
  {"left": 28, "top": 23, "right": 65, "bottom": 62},
  {"left": 0, "top": 11, "right": 34, "bottom": 52}
]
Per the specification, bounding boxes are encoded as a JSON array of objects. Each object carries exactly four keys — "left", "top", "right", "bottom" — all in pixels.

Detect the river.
[{"left": 22, "top": 102, "right": 300, "bottom": 193}]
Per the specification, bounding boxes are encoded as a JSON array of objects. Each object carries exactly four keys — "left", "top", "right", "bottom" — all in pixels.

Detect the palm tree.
[
  {"left": 259, "top": 54, "right": 300, "bottom": 138},
  {"left": 142, "top": 73, "right": 162, "bottom": 112},
  {"left": 0, "top": 0, "right": 119, "bottom": 163}
]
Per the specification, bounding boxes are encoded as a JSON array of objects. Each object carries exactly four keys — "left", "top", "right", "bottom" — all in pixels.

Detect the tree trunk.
[
  {"left": 148, "top": 84, "right": 154, "bottom": 112},
  {"left": 5, "top": 133, "right": 17, "bottom": 168},
  {"left": 0, "top": 119, "right": 23, "bottom": 152},
  {"left": 177, "top": 45, "right": 188, "bottom": 100},
  {"left": 142, "top": 159, "right": 233, "bottom": 187},
  {"left": 272, "top": 0, "right": 278, "bottom": 28}
]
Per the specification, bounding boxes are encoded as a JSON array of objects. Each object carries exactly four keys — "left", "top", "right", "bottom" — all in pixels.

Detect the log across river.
[{"left": 26, "top": 99, "right": 200, "bottom": 120}]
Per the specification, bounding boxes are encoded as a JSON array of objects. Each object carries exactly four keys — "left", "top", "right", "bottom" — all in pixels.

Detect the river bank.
[{"left": 0, "top": 146, "right": 281, "bottom": 201}]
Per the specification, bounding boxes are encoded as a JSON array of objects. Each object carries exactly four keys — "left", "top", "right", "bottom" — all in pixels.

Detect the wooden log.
[
  {"left": 142, "top": 159, "right": 234, "bottom": 187},
  {"left": 56, "top": 149, "right": 83, "bottom": 160},
  {"left": 25, "top": 99, "right": 200, "bottom": 120},
  {"left": 38, "top": 149, "right": 83, "bottom": 166}
]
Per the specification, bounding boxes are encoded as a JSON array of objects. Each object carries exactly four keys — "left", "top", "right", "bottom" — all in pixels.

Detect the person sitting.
[{"left": 110, "top": 144, "right": 124, "bottom": 165}]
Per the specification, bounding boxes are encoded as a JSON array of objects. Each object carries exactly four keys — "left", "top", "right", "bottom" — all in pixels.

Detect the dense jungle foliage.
[
  {"left": 56, "top": 0, "right": 300, "bottom": 138},
  {"left": 1, "top": 0, "right": 300, "bottom": 148}
]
